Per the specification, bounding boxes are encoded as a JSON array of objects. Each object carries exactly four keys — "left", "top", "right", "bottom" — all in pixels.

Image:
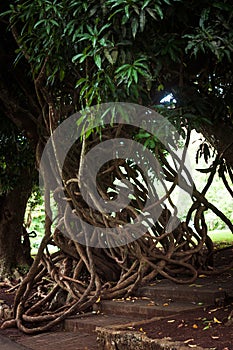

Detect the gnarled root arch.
[{"left": 2, "top": 124, "right": 233, "bottom": 334}]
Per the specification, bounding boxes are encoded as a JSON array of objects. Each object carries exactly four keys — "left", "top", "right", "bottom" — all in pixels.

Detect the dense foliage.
[
  {"left": 4, "top": 1, "right": 232, "bottom": 115},
  {"left": 0, "top": 115, "right": 34, "bottom": 194},
  {"left": 2, "top": 0, "right": 232, "bottom": 166}
]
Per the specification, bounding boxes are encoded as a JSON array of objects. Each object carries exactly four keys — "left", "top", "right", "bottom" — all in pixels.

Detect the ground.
[
  {"left": 134, "top": 303, "right": 233, "bottom": 349},
  {"left": 0, "top": 246, "right": 233, "bottom": 349}
]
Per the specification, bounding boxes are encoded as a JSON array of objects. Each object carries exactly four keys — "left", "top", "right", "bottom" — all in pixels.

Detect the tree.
[
  {"left": 0, "top": 115, "right": 35, "bottom": 277},
  {"left": 0, "top": 4, "right": 40, "bottom": 278},
  {"left": 0, "top": 0, "right": 232, "bottom": 332}
]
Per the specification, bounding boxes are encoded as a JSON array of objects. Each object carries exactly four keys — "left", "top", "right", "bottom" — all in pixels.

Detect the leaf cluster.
[
  {"left": 0, "top": 114, "right": 35, "bottom": 194},
  {"left": 1, "top": 0, "right": 233, "bottom": 134}
]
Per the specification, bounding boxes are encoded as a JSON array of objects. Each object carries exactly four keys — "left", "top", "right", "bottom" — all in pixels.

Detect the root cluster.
[{"left": 2, "top": 123, "right": 232, "bottom": 334}]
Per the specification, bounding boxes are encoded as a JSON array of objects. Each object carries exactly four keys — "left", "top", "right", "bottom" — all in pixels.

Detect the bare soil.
[
  {"left": 134, "top": 302, "right": 233, "bottom": 349},
  {"left": 132, "top": 246, "right": 233, "bottom": 350}
]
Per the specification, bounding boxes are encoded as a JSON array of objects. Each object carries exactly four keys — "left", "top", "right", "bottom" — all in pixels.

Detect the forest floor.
[
  {"left": 0, "top": 245, "right": 233, "bottom": 350},
  {"left": 133, "top": 301, "right": 233, "bottom": 349}
]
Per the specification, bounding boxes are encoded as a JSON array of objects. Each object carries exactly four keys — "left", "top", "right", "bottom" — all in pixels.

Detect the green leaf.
[
  {"left": 94, "top": 54, "right": 102, "bottom": 69},
  {"left": 131, "top": 17, "right": 139, "bottom": 38},
  {"left": 125, "top": 4, "right": 130, "bottom": 19},
  {"left": 85, "top": 128, "right": 93, "bottom": 139},
  {"left": 89, "top": 5, "right": 98, "bottom": 17},
  {"left": 80, "top": 84, "right": 89, "bottom": 98},
  {"left": 199, "top": 8, "right": 210, "bottom": 29},
  {"left": 142, "top": 0, "right": 151, "bottom": 11},
  {"left": 98, "top": 23, "right": 111, "bottom": 35},
  {"left": 72, "top": 53, "right": 83, "bottom": 63},
  {"left": 148, "top": 139, "right": 156, "bottom": 148},
  {"left": 80, "top": 54, "right": 88, "bottom": 63},
  {"left": 50, "top": 19, "right": 59, "bottom": 27},
  {"left": 132, "top": 69, "right": 138, "bottom": 83},
  {"left": 76, "top": 114, "right": 86, "bottom": 126},
  {"left": 75, "top": 78, "right": 87, "bottom": 88},
  {"left": 143, "top": 138, "right": 150, "bottom": 149},
  {"left": 135, "top": 67, "right": 150, "bottom": 78},
  {"left": 154, "top": 5, "right": 163, "bottom": 19},
  {"left": 157, "top": 84, "right": 164, "bottom": 91},
  {"left": 92, "top": 36, "right": 97, "bottom": 47},
  {"left": 146, "top": 8, "right": 158, "bottom": 20},
  {"left": 136, "top": 132, "right": 151, "bottom": 139},
  {"left": 115, "top": 64, "right": 131, "bottom": 73},
  {"left": 111, "top": 49, "right": 118, "bottom": 63},
  {"left": 86, "top": 25, "right": 94, "bottom": 35},
  {"left": 77, "top": 33, "right": 92, "bottom": 41},
  {"left": 132, "top": 5, "right": 140, "bottom": 15},
  {"left": 59, "top": 69, "right": 65, "bottom": 82},
  {"left": 108, "top": 8, "right": 123, "bottom": 20},
  {"left": 46, "top": 24, "right": 51, "bottom": 35},
  {"left": 34, "top": 19, "right": 46, "bottom": 29},
  {"left": 104, "top": 49, "right": 114, "bottom": 64},
  {"left": 140, "top": 10, "right": 146, "bottom": 32}
]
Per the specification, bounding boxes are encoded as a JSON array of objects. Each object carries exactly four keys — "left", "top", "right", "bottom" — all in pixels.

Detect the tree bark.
[{"left": 0, "top": 168, "right": 33, "bottom": 279}]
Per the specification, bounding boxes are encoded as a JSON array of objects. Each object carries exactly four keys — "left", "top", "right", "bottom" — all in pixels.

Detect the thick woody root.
[
  {"left": 1, "top": 202, "right": 216, "bottom": 333},
  {"left": 2, "top": 126, "right": 232, "bottom": 334}
]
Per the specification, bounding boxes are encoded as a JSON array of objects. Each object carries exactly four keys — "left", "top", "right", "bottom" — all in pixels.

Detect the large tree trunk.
[{"left": 0, "top": 169, "right": 33, "bottom": 279}]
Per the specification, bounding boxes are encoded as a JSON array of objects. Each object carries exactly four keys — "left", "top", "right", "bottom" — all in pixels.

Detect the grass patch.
[{"left": 208, "top": 230, "right": 233, "bottom": 244}]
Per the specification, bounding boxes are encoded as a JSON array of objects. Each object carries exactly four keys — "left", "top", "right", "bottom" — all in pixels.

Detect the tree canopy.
[
  {"left": 3, "top": 0, "right": 233, "bottom": 147},
  {"left": 0, "top": 0, "right": 233, "bottom": 333}
]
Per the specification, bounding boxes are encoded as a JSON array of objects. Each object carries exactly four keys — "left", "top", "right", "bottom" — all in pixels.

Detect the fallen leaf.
[
  {"left": 188, "top": 345, "right": 197, "bottom": 348},
  {"left": 167, "top": 319, "right": 175, "bottom": 323},
  {"left": 213, "top": 317, "right": 222, "bottom": 324},
  {"left": 192, "top": 324, "right": 198, "bottom": 329},
  {"left": 163, "top": 303, "right": 169, "bottom": 306},
  {"left": 209, "top": 308, "right": 219, "bottom": 313},
  {"left": 203, "top": 325, "right": 211, "bottom": 330},
  {"left": 184, "top": 339, "right": 194, "bottom": 344},
  {"left": 189, "top": 284, "right": 203, "bottom": 288},
  {"left": 96, "top": 297, "right": 101, "bottom": 303},
  {"left": 211, "top": 335, "right": 220, "bottom": 339}
]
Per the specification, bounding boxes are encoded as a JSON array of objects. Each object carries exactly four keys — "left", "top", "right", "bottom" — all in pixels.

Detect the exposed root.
[{"left": 2, "top": 124, "right": 232, "bottom": 334}]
